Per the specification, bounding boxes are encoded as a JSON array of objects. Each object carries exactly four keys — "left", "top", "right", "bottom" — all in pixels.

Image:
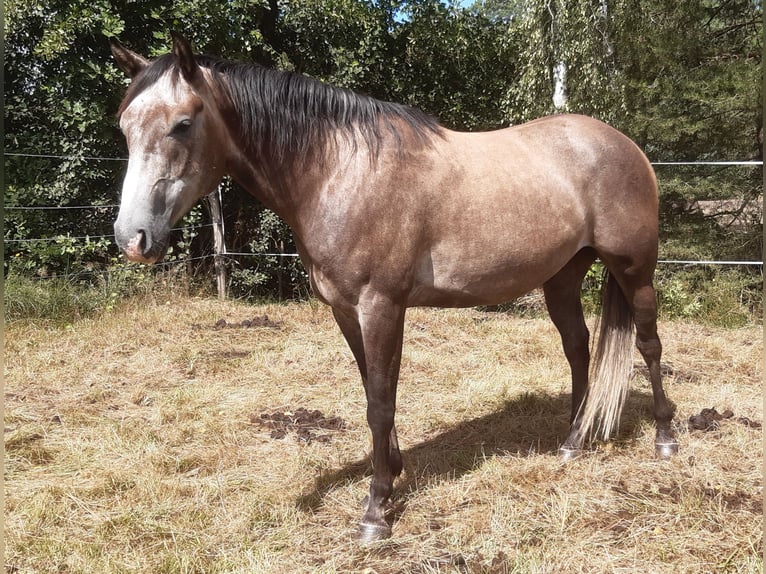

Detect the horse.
[{"left": 110, "top": 33, "right": 678, "bottom": 542}]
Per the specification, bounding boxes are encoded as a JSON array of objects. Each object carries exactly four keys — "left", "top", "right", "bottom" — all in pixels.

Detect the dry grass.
[{"left": 4, "top": 296, "right": 763, "bottom": 573}]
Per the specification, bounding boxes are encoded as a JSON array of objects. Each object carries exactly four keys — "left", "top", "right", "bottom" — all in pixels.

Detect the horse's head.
[{"left": 111, "top": 34, "right": 230, "bottom": 263}]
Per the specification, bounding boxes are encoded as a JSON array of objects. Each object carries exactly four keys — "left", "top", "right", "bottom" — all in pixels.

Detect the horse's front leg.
[{"left": 333, "top": 299, "right": 406, "bottom": 541}]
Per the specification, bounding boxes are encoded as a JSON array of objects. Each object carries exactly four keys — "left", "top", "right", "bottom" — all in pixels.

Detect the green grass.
[
  {"left": 3, "top": 268, "right": 198, "bottom": 325},
  {"left": 3, "top": 274, "right": 109, "bottom": 324},
  {"left": 5, "top": 261, "right": 762, "bottom": 328}
]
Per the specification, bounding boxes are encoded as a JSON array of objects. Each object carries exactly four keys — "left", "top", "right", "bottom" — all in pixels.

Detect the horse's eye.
[{"left": 171, "top": 118, "right": 193, "bottom": 136}]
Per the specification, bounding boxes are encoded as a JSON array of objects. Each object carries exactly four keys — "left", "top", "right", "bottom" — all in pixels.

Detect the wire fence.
[
  {"left": 3, "top": 223, "right": 214, "bottom": 244},
  {"left": 5, "top": 152, "right": 128, "bottom": 162},
  {"left": 5, "top": 204, "right": 120, "bottom": 210},
  {"left": 6, "top": 150, "right": 763, "bottom": 166},
  {"left": 5, "top": 154, "right": 763, "bottom": 279}
]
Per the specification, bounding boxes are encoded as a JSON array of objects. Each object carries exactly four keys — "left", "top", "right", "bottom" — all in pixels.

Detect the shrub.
[{"left": 3, "top": 264, "right": 199, "bottom": 325}]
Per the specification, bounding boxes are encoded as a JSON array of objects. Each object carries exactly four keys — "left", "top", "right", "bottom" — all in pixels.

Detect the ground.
[{"left": 4, "top": 296, "right": 763, "bottom": 573}]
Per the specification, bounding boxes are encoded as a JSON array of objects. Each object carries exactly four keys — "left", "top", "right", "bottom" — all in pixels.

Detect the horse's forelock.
[{"left": 116, "top": 54, "right": 181, "bottom": 118}]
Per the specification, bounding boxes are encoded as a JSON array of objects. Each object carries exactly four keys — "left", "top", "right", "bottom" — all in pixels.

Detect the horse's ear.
[
  {"left": 171, "top": 31, "right": 200, "bottom": 84},
  {"left": 110, "top": 38, "right": 149, "bottom": 78}
]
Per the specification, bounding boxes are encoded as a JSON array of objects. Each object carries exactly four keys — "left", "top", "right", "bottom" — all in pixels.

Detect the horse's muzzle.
[{"left": 119, "top": 229, "right": 165, "bottom": 264}]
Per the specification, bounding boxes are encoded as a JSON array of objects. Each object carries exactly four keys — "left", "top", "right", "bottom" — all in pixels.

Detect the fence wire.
[
  {"left": 5, "top": 155, "right": 763, "bottom": 275},
  {"left": 6, "top": 151, "right": 762, "bottom": 166}
]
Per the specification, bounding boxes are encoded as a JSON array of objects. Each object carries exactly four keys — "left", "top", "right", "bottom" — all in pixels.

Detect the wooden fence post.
[{"left": 206, "top": 188, "right": 227, "bottom": 300}]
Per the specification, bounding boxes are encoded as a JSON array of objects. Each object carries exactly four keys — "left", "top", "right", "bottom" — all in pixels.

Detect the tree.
[
  {"left": 613, "top": 0, "right": 762, "bottom": 265},
  {"left": 4, "top": 0, "right": 762, "bottom": 309},
  {"left": 5, "top": 1, "right": 134, "bottom": 275},
  {"left": 391, "top": 0, "right": 518, "bottom": 130},
  {"left": 4, "top": 0, "right": 283, "bottom": 277},
  {"left": 484, "top": 0, "right": 622, "bottom": 123},
  {"left": 613, "top": 0, "right": 761, "bottom": 161}
]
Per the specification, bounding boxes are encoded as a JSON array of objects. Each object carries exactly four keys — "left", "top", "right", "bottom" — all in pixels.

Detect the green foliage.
[
  {"left": 497, "top": 0, "right": 623, "bottom": 122},
  {"left": 282, "top": 0, "right": 391, "bottom": 84},
  {"left": 4, "top": 265, "right": 161, "bottom": 325},
  {"left": 655, "top": 267, "right": 763, "bottom": 326},
  {"left": 581, "top": 261, "right": 607, "bottom": 315},
  {"left": 576, "top": 263, "right": 760, "bottom": 325},
  {"left": 4, "top": 0, "right": 762, "bottom": 325},
  {"left": 229, "top": 209, "right": 309, "bottom": 300},
  {"left": 391, "top": 1, "right": 518, "bottom": 130},
  {"left": 614, "top": 0, "right": 762, "bottom": 160}
]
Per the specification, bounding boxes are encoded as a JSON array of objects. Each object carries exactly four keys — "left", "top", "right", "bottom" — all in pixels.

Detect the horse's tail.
[{"left": 577, "top": 271, "right": 635, "bottom": 441}]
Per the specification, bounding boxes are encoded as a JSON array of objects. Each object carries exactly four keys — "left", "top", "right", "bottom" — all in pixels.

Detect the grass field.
[{"left": 4, "top": 295, "right": 763, "bottom": 573}]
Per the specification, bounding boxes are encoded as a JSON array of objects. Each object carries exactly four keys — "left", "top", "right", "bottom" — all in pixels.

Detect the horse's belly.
[
  {"left": 407, "top": 276, "right": 535, "bottom": 308},
  {"left": 408, "top": 244, "right": 578, "bottom": 308}
]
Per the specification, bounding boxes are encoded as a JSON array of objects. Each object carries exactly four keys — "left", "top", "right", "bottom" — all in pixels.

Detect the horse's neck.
[{"left": 225, "top": 140, "right": 332, "bottom": 237}]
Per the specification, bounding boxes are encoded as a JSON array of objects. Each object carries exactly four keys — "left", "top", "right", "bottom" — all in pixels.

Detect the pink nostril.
[{"left": 124, "top": 230, "right": 149, "bottom": 262}]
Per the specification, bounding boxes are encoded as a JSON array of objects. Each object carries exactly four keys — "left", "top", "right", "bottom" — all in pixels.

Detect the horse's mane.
[{"left": 118, "top": 54, "right": 442, "bottom": 166}]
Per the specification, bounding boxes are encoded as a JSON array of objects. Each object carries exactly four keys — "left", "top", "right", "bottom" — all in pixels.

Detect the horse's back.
[
  {"left": 405, "top": 115, "right": 658, "bottom": 307},
  {"left": 434, "top": 113, "right": 658, "bottom": 246},
  {"left": 444, "top": 114, "right": 653, "bottom": 190}
]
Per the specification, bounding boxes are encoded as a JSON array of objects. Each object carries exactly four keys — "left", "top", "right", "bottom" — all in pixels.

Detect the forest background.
[{"left": 4, "top": 0, "right": 763, "bottom": 325}]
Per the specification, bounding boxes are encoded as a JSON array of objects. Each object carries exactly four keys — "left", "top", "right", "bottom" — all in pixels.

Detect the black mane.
[{"left": 118, "top": 54, "right": 442, "bottom": 167}]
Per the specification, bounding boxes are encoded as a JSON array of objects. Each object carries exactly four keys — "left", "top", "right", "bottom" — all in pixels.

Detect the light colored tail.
[{"left": 578, "top": 272, "right": 635, "bottom": 441}]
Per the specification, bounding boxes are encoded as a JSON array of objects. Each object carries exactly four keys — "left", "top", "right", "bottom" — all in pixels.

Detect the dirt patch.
[
  {"left": 192, "top": 315, "right": 283, "bottom": 330},
  {"left": 253, "top": 407, "right": 346, "bottom": 443},
  {"left": 687, "top": 407, "right": 762, "bottom": 431}
]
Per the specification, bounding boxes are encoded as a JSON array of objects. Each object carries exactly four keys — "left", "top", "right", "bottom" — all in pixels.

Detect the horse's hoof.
[
  {"left": 655, "top": 441, "right": 679, "bottom": 459},
  {"left": 358, "top": 521, "right": 392, "bottom": 543},
  {"left": 558, "top": 446, "right": 584, "bottom": 462}
]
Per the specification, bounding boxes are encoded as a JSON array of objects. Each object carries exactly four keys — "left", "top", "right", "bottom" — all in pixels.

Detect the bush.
[
  {"left": 226, "top": 209, "right": 310, "bottom": 301},
  {"left": 655, "top": 266, "right": 763, "bottom": 326},
  {"left": 579, "top": 262, "right": 761, "bottom": 326},
  {"left": 3, "top": 264, "right": 199, "bottom": 325},
  {"left": 4, "top": 274, "right": 108, "bottom": 324}
]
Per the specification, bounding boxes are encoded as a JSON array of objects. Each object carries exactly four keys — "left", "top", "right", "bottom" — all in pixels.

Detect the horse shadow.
[{"left": 296, "top": 388, "right": 659, "bottom": 512}]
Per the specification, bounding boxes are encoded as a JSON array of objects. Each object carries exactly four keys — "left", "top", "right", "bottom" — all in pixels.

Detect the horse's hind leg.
[
  {"left": 599, "top": 254, "right": 678, "bottom": 458},
  {"left": 543, "top": 248, "right": 597, "bottom": 460},
  {"left": 628, "top": 282, "right": 678, "bottom": 458}
]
